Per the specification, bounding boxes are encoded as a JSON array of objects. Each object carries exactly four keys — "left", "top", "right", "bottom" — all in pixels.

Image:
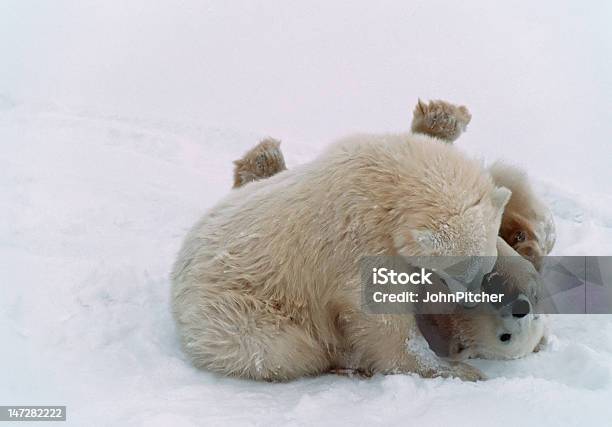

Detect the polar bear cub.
[{"left": 171, "top": 133, "right": 510, "bottom": 381}]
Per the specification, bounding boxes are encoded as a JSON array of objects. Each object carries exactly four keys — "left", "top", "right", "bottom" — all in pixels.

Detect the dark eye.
[
  {"left": 514, "top": 230, "right": 526, "bottom": 243},
  {"left": 499, "top": 333, "right": 512, "bottom": 342}
]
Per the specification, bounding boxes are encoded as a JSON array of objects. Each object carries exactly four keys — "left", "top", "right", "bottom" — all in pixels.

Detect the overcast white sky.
[{"left": 2, "top": 0, "right": 611, "bottom": 193}]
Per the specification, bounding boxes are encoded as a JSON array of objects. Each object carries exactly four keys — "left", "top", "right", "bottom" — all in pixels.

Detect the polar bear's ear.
[{"left": 491, "top": 186, "right": 512, "bottom": 211}]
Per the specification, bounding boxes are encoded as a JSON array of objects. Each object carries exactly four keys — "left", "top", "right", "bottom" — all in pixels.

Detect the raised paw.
[
  {"left": 411, "top": 99, "right": 472, "bottom": 143},
  {"left": 233, "top": 138, "right": 287, "bottom": 188}
]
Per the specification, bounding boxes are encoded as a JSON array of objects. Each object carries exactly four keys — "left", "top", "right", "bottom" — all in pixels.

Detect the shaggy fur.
[
  {"left": 228, "top": 100, "right": 551, "bottom": 369},
  {"left": 230, "top": 155, "right": 549, "bottom": 367},
  {"left": 233, "top": 121, "right": 549, "bottom": 368},
  {"left": 411, "top": 99, "right": 472, "bottom": 142},
  {"left": 410, "top": 100, "right": 556, "bottom": 270},
  {"left": 232, "top": 138, "right": 286, "bottom": 188},
  {"left": 172, "top": 131, "right": 511, "bottom": 382}
]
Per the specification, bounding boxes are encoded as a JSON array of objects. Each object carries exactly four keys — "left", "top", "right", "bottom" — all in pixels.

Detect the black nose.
[
  {"left": 500, "top": 333, "right": 512, "bottom": 342},
  {"left": 512, "top": 299, "right": 531, "bottom": 318}
]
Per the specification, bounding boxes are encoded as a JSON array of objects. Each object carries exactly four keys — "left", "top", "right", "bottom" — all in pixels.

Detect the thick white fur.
[{"left": 171, "top": 132, "right": 511, "bottom": 381}]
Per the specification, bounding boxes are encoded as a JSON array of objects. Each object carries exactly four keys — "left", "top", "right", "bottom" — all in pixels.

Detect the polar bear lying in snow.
[{"left": 172, "top": 100, "right": 552, "bottom": 381}]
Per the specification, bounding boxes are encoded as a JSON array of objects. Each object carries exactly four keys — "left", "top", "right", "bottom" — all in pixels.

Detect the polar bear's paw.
[
  {"left": 435, "top": 362, "right": 486, "bottom": 382},
  {"left": 233, "top": 138, "right": 287, "bottom": 188},
  {"left": 411, "top": 99, "right": 472, "bottom": 143}
]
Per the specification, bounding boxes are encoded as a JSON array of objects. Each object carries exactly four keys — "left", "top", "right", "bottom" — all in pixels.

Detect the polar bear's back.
[{"left": 172, "top": 133, "right": 495, "bottom": 293}]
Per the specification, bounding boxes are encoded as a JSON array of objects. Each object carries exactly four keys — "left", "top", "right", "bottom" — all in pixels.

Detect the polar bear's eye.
[
  {"left": 499, "top": 333, "right": 512, "bottom": 342},
  {"left": 514, "top": 230, "right": 526, "bottom": 243}
]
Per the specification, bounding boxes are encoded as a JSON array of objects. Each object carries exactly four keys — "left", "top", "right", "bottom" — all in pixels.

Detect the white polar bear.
[{"left": 171, "top": 131, "right": 511, "bottom": 381}]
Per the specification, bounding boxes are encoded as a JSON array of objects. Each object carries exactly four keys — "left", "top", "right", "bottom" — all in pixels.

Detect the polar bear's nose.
[{"left": 512, "top": 299, "right": 531, "bottom": 318}]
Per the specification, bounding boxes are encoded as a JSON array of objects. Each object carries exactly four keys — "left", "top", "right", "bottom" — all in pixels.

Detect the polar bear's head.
[
  {"left": 416, "top": 239, "right": 548, "bottom": 361},
  {"left": 404, "top": 186, "right": 511, "bottom": 257},
  {"left": 466, "top": 312, "right": 548, "bottom": 360},
  {"left": 418, "top": 309, "right": 548, "bottom": 362},
  {"left": 392, "top": 185, "right": 511, "bottom": 291}
]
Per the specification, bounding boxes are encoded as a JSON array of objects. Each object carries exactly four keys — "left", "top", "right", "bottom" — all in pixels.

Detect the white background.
[{"left": 3, "top": 1, "right": 612, "bottom": 193}]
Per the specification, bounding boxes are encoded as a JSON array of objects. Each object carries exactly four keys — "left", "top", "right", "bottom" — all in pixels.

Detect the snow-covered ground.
[
  {"left": 2, "top": 1, "right": 612, "bottom": 426},
  {"left": 2, "top": 105, "right": 612, "bottom": 426}
]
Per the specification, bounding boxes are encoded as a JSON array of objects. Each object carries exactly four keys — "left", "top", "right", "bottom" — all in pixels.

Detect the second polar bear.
[{"left": 172, "top": 131, "right": 511, "bottom": 381}]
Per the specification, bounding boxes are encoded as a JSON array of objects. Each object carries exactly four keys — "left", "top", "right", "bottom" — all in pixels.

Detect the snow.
[{"left": 2, "top": 1, "right": 612, "bottom": 426}]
